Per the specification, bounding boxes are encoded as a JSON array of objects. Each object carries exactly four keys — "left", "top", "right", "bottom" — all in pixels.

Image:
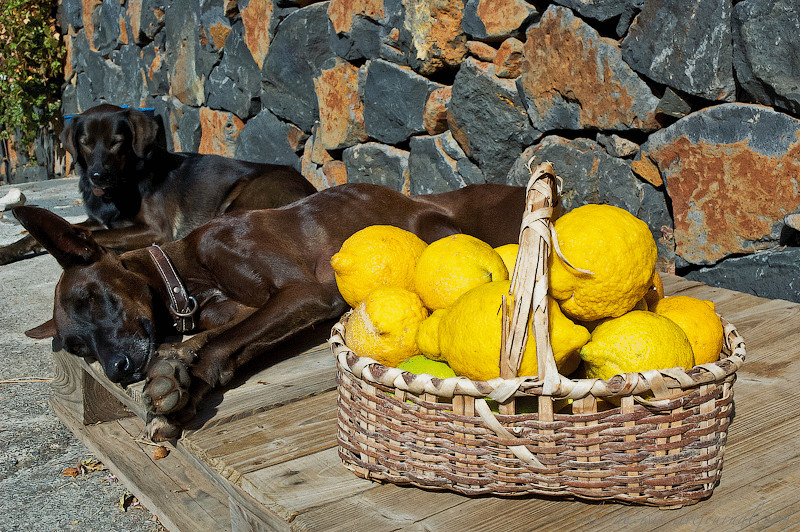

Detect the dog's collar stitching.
[{"left": 146, "top": 244, "right": 198, "bottom": 334}]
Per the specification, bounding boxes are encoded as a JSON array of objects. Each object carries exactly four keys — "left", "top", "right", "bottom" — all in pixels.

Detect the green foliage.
[{"left": 0, "top": 0, "right": 64, "bottom": 149}]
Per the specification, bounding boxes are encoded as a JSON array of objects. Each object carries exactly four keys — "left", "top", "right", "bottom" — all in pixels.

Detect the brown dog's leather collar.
[{"left": 146, "top": 245, "right": 198, "bottom": 334}]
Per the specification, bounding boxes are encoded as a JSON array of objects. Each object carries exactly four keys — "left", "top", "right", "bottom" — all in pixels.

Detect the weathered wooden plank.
[
  {"left": 239, "top": 447, "right": 378, "bottom": 524},
  {"left": 183, "top": 390, "right": 339, "bottom": 481},
  {"left": 49, "top": 395, "right": 231, "bottom": 532},
  {"left": 188, "top": 343, "right": 337, "bottom": 431},
  {"left": 290, "top": 482, "right": 470, "bottom": 531}
]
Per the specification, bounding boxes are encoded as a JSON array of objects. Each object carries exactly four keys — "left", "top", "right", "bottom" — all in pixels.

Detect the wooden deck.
[{"left": 49, "top": 274, "right": 800, "bottom": 531}]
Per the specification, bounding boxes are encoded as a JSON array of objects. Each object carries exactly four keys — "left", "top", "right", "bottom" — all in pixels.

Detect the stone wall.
[{"left": 54, "top": 0, "right": 800, "bottom": 301}]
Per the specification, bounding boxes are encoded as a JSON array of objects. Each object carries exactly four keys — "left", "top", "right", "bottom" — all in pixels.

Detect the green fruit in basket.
[
  {"left": 580, "top": 310, "right": 695, "bottom": 381},
  {"left": 438, "top": 281, "right": 588, "bottom": 381},
  {"left": 397, "top": 355, "right": 457, "bottom": 379}
]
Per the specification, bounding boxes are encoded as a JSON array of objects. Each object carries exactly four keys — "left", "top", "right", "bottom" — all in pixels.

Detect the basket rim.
[{"left": 329, "top": 310, "right": 745, "bottom": 403}]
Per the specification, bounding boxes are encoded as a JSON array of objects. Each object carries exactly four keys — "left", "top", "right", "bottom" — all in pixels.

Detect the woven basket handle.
[{"left": 501, "top": 160, "right": 560, "bottom": 395}]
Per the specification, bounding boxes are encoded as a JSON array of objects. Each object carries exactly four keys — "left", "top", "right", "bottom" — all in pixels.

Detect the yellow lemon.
[
  {"left": 550, "top": 204, "right": 657, "bottom": 322},
  {"left": 331, "top": 225, "right": 427, "bottom": 308},
  {"left": 438, "top": 281, "right": 589, "bottom": 381},
  {"left": 494, "top": 243, "right": 519, "bottom": 274},
  {"left": 345, "top": 287, "right": 428, "bottom": 367},
  {"left": 653, "top": 296, "right": 724, "bottom": 365},
  {"left": 415, "top": 308, "right": 448, "bottom": 361},
  {"left": 415, "top": 234, "right": 508, "bottom": 310},
  {"left": 397, "top": 355, "right": 457, "bottom": 379},
  {"left": 580, "top": 310, "right": 695, "bottom": 381}
]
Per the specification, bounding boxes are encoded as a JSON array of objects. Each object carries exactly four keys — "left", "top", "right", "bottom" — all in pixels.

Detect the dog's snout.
[{"left": 92, "top": 171, "right": 102, "bottom": 179}]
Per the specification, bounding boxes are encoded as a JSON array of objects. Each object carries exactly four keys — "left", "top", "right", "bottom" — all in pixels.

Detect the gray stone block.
[
  {"left": 733, "top": 0, "right": 800, "bottom": 115},
  {"left": 261, "top": 3, "right": 337, "bottom": 132},
  {"left": 449, "top": 57, "right": 538, "bottom": 184},
  {"left": 685, "top": 248, "right": 800, "bottom": 303},
  {"left": 408, "top": 132, "right": 484, "bottom": 194},
  {"left": 622, "top": 0, "right": 735, "bottom": 102},
  {"left": 234, "top": 109, "right": 302, "bottom": 169},
  {"left": 362, "top": 59, "right": 444, "bottom": 145},
  {"left": 206, "top": 22, "right": 261, "bottom": 119},
  {"left": 342, "top": 143, "right": 410, "bottom": 192}
]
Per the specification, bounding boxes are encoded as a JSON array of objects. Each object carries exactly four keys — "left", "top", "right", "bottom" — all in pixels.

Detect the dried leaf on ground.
[{"left": 61, "top": 467, "right": 80, "bottom": 478}]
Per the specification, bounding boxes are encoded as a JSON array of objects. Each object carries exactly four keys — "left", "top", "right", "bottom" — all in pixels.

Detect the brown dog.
[
  {"left": 0, "top": 104, "right": 316, "bottom": 264},
  {"left": 18, "top": 182, "right": 525, "bottom": 440}
]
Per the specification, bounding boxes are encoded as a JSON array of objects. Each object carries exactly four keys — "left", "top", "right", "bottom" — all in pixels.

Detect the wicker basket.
[{"left": 331, "top": 161, "right": 745, "bottom": 507}]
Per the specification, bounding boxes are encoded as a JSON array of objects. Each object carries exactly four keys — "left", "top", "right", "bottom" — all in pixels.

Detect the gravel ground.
[{"left": 0, "top": 179, "right": 165, "bottom": 532}]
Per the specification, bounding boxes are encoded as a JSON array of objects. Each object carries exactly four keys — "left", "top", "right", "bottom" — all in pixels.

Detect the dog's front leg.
[
  {"left": 189, "top": 282, "right": 347, "bottom": 389},
  {"left": 143, "top": 282, "right": 346, "bottom": 440}
]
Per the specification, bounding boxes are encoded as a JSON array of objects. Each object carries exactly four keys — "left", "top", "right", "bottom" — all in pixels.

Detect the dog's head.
[
  {"left": 61, "top": 104, "right": 160, "bottom": 196},
  {"left": 16, "top": 206, "right": 161, "bottom": 384}
]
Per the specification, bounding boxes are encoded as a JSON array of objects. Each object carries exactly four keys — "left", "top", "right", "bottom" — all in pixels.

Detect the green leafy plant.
[{"left": 0, "top": 0, "right": 64, "bottom": 149}]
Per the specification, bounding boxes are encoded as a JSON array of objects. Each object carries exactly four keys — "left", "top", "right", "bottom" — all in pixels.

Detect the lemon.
[
  {"left": 345, "top": 287, "right": 428, "bottom": 367},
  {"left": 580, "top": 310, "right": 695, "bottom": 381},
  {"left": 653, "top": 296, "right": 724, "bottom": 365},
  {"left": 331, "top": 225, "right": 427, "bottom": 308},
  {"left": 438, "top": 281, "right": 589, "bottom": 381},
  {"left": 494, "top": 243, "right": 519, "bottom": 274},
  {"left": 415, "top": 308, "right": 448, "bottom": 361},
  {"left": 397, "top": 355, "right": 457, "bottom": 379},
  {"left": 550, "top": 204, "right": 657, "bottom": 322},
  {"left": 415, "top": 234, "right": 509, "bottom": 310}
]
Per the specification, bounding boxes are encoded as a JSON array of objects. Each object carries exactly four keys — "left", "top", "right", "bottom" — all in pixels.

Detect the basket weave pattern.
[{"left": 331, "top": 162, "right": 745, "bottom": 507}]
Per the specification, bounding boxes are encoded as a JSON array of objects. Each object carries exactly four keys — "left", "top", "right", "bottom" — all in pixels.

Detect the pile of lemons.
[{"left": 331, "top": 203, "right": 725, "bottom": 385}]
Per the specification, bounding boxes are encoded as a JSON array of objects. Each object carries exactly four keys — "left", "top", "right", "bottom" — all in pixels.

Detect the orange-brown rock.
[
  {"left": 208, "top": 21, "right": 232, "bottom": 49},
  {"left": 198, "top": 108, "right": 244, "bottom": 158},
  {"left": 328, "top": 0, "right": 384, "bottom": 35},
  {"left": 631, "top": 155, "right": 662, "bottom": 187},
  {"left": 493, "top": 37, "right": 523, "bottom": 78},
  {"left": 82, "top": 0, "right": 103, "bottom": 51},
  {"left": 641, "top": 103, "right": 800, "bottom": 265},
  {"left": 423, "top": 86, "right": 452, "bottom": 135},
  {"left": 322, "top": 160, "right": 349, "bottom": 186},
  {"left": 314, "top": 59, "right": 367, "bottom": 151},
  {"left": 241, "top": 0, "right": 274, "bottom": 69},
  {"left": 404, "top": 0, "right": 468, "bottom": 75},
  {"left": 463, "top": 0, "right": 537, "bottom": 41},
  {"left": 520, "top": 5, "right": 660, "bottom": 132},
  {"left": 467, "top": 41, "right": 497, "bottom": 62}
]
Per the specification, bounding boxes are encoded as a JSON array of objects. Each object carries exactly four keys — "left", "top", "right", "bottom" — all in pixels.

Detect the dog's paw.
[
  {"left": 146, "top": 415, "right": 182, "bottom": 442},
  {"left": 143, "top": 358, "right": 191, "bottom": 415}
]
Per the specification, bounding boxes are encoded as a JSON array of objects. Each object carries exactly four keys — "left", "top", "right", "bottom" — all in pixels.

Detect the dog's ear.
[
  {"left": 125, "top": 109, "right": 159, "bottom": 159},
  {"left": 25, "top": 319, "right": 57, "bottom": 339},
  {"left": 12, "top": 206, "right": 104, "bottom": 269},
  {"left": 60, "top": 115, "right": 79, "bottom": 158}
]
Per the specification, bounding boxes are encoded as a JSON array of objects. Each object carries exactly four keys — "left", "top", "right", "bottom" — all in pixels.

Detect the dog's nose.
[
  {"left": 92, "top": 172, "right": 102, "bottom": 179},
  {"left": 107, "top": 354, "right": 132, "bottom": 382}
]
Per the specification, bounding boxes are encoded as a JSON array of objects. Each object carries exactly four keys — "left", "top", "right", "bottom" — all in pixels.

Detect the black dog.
[
  {"left": 0, "top": 104, "right": 316, "bottom": 264},
  {"left": 18, "top": 182, "right": 526, "bottom": 440}
]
